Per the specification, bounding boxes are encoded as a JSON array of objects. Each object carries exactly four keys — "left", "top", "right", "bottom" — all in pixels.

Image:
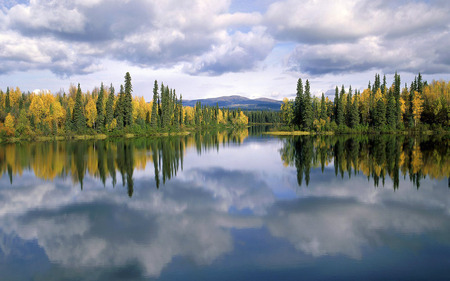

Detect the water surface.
[{"left": 0, "top": 130, "right": 448, "bottom": 280}]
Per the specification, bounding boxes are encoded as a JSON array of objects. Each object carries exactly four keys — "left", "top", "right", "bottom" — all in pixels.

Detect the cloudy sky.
[{"left": 1, "top": 0, "right": 450, "bottom": 101}]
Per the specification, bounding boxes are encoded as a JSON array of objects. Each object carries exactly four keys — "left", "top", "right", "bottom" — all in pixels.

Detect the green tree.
[
  {"left": 151, "top": 80, "right": 159, "bottom": 128},
  {"left": 16, "top": 109, "right": 30, "bottom": 136},
  {"left": 294, "top": 78, "right": 303, "bottom": 127},
  {"left": 320, "top": 93, "right": 327, "bottom": 120},
  {"left": 374, "top": 98, "right": 386, "bottom": 128},
  {"left": 116, "top": 85, "right": 125, "bottom": 130},
  {"left": 5, "top": 87, "right": 10, "bottom": 113},
  {"left": 302, "top": 79, "right": 313, "bottom": 130},
  {"left": 73, "top": 83, "right": 85, "bottom": 132},
  {"left": 386, "top": 91, "right": 396, "bottom": 129},
  {"left": 336, "top": 86, "right": 345, "bottom": 126},
  {"left": 394, "top": 72, "right": 402, "bottom": 127},
  {"left": 105, "top": 84, "right": 115, "bottom": 127},
  {"left": 123, "top": 72, "right": 133, "bottom": 127},
  {"left": 96, "top": 82, "right": 105, "bottom": 130}
]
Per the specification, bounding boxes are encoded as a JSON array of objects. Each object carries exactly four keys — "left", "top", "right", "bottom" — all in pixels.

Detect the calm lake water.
[{"left": 0, "top": 128, "right": 448, "bottom": 280}]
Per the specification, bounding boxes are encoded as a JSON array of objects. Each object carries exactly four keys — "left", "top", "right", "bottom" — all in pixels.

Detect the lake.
[{"left": 0, "top": 129, "right": 448, "bottom": 280}]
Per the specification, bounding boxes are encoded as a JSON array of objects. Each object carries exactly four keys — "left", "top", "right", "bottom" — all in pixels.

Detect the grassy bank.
[{"left": 0, "top": 124, "right": 251, "bottom": 144}]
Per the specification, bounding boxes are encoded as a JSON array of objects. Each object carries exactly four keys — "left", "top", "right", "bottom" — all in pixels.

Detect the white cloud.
[
  {"left": 0, "top": 0, "right": 450, "bottom": 98},
  {"left": 184, "top": 26, "right": 274, "bottom": 75}
]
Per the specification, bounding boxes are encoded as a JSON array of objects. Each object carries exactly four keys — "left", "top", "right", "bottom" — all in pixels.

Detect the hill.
[{"left": 183, "top": 95, "right": 282, "bottom": 110}]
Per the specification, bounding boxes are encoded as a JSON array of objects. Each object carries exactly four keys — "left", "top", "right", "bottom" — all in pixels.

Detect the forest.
[
  {"left": 0, "top": 72, "right": 249, "bottom": 140},
  {"left": 280, "top": 73, "right": 450, "bottom": 132}
]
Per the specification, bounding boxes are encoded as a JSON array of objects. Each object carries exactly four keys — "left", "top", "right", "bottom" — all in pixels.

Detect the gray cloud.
[
  {"left": 287, "top": 32, "right": 450, "bottom": 75},
  {"left": 1, "top": 0, "right": 450, "bottom": 78},
  {"left": 184, "top": 27, "right": 275, "bottom": 75},
  {"left": 266, "top": 0, "right": 450, "bottom": 75},
  {"left": 1, "top": 0, "right": 272, "bottom": 77}
]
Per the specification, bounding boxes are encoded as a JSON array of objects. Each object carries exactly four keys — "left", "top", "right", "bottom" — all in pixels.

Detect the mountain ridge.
[{"left": 182, "top": 95, "right": 282, "bottom": 110}]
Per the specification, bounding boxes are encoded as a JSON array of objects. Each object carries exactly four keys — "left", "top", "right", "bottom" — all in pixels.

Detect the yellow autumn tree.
[
  {"left": 184, "top": 106, "right": 195, "bottom": 125},
  {"left": 281, "top": 98, "right": 294, "bottom": 126},
  {"left": 106, "top": 118, "right": 117, "bottom": 131},
  {"left": 359, "top": 89, "right": 371, "bottom": 124},
  {"left": 217, "top": 109, "right": 225, "bottom": 124},
  {"left": 48, "top": 101, "right": 65, "bottom": 127},
  {"left": 5, "top": 113, "right": 15, "bottom": 130},
  {"left": 85, "top": 99, "right": 97, "bottom": 128},
  {"left": 412, "top": 91, "right": 423, "bottom": 126},
  {"left": 29, "top": 95, "right": 45, "bottom": 123}
]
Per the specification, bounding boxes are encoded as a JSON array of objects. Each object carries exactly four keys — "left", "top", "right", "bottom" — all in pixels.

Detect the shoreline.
[{"left": 263, "top": 130, "right": 447, "bottom": 136}]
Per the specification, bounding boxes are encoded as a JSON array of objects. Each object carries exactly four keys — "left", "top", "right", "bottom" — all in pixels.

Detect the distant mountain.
[{"left": 183, "top": 95, "right": 282, "bottom": 110}]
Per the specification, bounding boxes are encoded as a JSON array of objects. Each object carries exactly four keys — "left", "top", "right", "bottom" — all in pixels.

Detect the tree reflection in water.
[
  {"left": 279, "top": 134, "right": 449, "bottom": 189},
  {"left": 0, "top": 131, "right": 447, "bottom": 193},
  {"left": 0, "top": 129, "right": 249, "bottom": 194}
]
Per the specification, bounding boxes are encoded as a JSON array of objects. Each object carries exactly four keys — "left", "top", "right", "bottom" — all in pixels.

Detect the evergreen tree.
[
  {"left": 334, "top": 86, "right": 339, "bottom": 122},
  {"left": 159, "top": 82, "right": 165, "bottom": 127},
  {"left": 96, "top": 82, "right": 105, "bottom": 130},
  {"left": 179, "top": 94, "right": 183, "bottom": 125},
  {"left": 123, "top": 72, "right": 133, "bottom": 127},
  {"left": 417, "top": 72, "right": 423, "bottom": 94},
  {"left": 386, "top": 91, "right": 396, "bottom": 129},
  {"left": 5, "top": 87, "right": 10, "bottom": 113},
  {"left": 394, "top": 72, "right": 401, "bottom": 127},
  {"left": 346, "top": 85, "right": 352, "bottom": 126},
  {"left": 151, "top": 80, "right": 159, "bottom": 128},
  {"left": 374, "top": 98, "right": 386, "bottom": 128},
  {"left": 320, "top": 93, "right": 327, "bottom": 120},
  {"left": 294, "top": 78, "right": 303, "bottom": 127},
  {"left": 336, "top": 85, "right": 345, "bottom": 126},
  {"left": 105, "top": 84, "right": 115, "bottom": 126},
  {"left": 73, "top": 83, "right": 85, "bottom": 132},
  {"left": 65, "top": 105, "right": 72, "bottom": 131},
  {"left": 302, "top": 80, "right": 313, "bottom": 130},
  {"left": 116, "top": 85, "right": 125, "bottom": 129}
]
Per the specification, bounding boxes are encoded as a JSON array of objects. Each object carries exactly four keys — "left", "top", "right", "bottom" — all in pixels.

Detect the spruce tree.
[
  {"left": 96, "top": 82, "right": 105, "bottom": 130},
  {"left": 179, "top": 94, "right": 183, "bottom": 125},
  {"left": 346, "top": 86, "right": 352, "bottom": 127},
  {"left": 302, "top": 80, "right": 312, "bottom": 130},
  {"left": 123, "top": 72, "right": 133, "bottom": 127},
  {"left": 73, "top": 83, "right": 85, "bottom": 132},
  {"left": 320, "top": 93, "right": 327, "bottom": 120},
  {"left": 159, "top": 82, "right": 165, "bottom": 127},
  {"left": 374, "top": 98, "right": 386, "bottom": 128},
  {"left": 334, "top": 86, "right": 339, "bottom": 122},
  {"left": 116, "top": 85, "right": 125, "bottom": 129},
  {"left": 336, "top": 85, "right": 345, "bottom": 126},
  {"left": 294, "top": 78, "right": 303, "bottom": 127},
  {"left": 65, "top": 105, "right": 72, "bottom": 131},
  {"left": 151, "top": 80, "right": 159, "bottom": 128},
  {"left": 105, "top": 84, "right": 115, "bottom": 126},
  {"left": 394, "top": 72, "right": 401, "bottom": 127},
  {"left": 5, "top": 87, "right": 10, "bottom": 113},
  {"left": 386, "top": 92, "right": 396, "bottom": 129},
  {"left": 417, "top": 72, "right": 423, "bottom": 94}
]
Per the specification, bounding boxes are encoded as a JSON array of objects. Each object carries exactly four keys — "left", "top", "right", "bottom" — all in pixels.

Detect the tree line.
[
  {"left": 0, "top": 72, "right": 248, "bottom": 139},
  {"left": 281, "top": 73, "right": 449, "bottom": 132}
]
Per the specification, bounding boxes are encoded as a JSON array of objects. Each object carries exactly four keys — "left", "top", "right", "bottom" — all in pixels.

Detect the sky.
[{"left": 1, "top": 0, "right": 450, "bottom": 101}]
